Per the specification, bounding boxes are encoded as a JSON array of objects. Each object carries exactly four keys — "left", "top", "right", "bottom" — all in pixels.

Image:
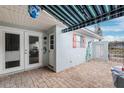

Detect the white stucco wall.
[{"left": 55, "top": 26, "right": 95, "bottom": 72}]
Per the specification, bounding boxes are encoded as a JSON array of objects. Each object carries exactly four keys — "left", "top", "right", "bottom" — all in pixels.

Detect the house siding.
[{"left": 56, "top": 26, "right": 95, "bottom": 72}]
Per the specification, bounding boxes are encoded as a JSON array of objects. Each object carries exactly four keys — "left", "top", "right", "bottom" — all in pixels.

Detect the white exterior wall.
[
  {"left": 0, "top": 25, "right": 100, "bottom": 74},
  {"left": 42, "top": 32, "right": 49, "bottom": 66},
  {"left": 55, "top": 26, "right": 95, "bottom": 72}
]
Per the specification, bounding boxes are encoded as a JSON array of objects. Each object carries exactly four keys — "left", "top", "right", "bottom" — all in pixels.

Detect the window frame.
[{"left": 73, "top": 32, "right": 86, "bottom": 48}]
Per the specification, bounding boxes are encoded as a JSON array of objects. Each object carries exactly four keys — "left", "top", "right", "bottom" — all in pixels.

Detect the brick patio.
[{"left": 0, "top": 60, "right": 122, "bottom": 88}]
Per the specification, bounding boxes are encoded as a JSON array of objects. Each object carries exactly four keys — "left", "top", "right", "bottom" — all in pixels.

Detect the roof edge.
[{"left": 81, "top": 28, "right": 103, "bottom": 40}]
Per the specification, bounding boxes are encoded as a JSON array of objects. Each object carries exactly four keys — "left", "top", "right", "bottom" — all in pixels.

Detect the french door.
[
  {"left": 25, "top": 32, "right": 42, "bottom": 70},
  {"left": 49, "top": 33, "right": 55, "bottom": 68},
  {"left": 2, "top": 30, "right": 24, "bottom": 73},
  {"left": 0, "top": 28, "right": 42, "bottom": 74}
]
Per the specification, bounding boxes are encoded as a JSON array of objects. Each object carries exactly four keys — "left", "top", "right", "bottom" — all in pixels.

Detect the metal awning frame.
[
  {"left": 40, "top": 5, "right": 124, "bottom": 33},
  {"left": 62, "top": 6, "right": 124, "bottom": 33}
]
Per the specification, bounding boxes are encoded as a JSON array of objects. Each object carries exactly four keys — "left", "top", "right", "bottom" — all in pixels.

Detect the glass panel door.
[
  {"left": 25, "top": 32, "right": 42, "bottom": 70},
  {"left": 2, "top": 30, "right": 24, "bottom": 74},
  {"left": 49, "top": 33, "right": 55, "bottom": 68}
]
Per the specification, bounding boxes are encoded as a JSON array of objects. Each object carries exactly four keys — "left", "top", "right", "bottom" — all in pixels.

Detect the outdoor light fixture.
[{"left": 28, "top": 5, "right": 41, "bottom": 19}]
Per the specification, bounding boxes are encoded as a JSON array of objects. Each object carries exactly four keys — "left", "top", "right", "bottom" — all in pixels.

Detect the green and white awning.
[{"left": 41, "top": 5, "right": 124, "bottom": 33}]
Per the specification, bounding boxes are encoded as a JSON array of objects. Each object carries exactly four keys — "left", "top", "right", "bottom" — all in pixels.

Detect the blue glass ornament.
[{"left": 28, "top": 5, "right": 41, "bottom": 19}]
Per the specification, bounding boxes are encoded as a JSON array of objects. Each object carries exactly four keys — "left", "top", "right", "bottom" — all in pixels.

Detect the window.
[
  {"left": 76, "top": 35, "right": 82, "bottom": 48},
  {"left": 5, "top": 33, "right": 20, "bottom": 51},
  {"left": 5, "top": 33, "right": 20, "bottom": 69},
  {"left": 29, "top": 36, "right": 39, "bottom": 64},
  {"left": 73, "top": 32, "right": 86, "bottom": 48}
]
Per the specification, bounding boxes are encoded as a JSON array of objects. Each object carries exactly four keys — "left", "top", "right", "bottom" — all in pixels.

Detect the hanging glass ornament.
[{"left": 28, "top": 5, "right": 41, "bottom": 19}]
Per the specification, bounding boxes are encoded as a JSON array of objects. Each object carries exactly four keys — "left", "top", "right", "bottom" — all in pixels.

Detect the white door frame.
[
  {"left": 25, "top": 31, "right": 42, "bottom": 70},
  {"left": 0, "top": 31, "right": 3, "bottom": 73},
  {"left": 1, "top": 29, "right": 24, "bottom": 74}
]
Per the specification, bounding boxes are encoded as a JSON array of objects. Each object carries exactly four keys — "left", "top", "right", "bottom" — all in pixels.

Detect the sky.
[{"left": 86, "top": 16, "right": 124, "bottom": 41}]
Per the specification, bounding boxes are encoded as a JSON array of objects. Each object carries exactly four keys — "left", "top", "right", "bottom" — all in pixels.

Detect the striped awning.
[{"left": 41, "top": 5, "right": 124, "bottom": 33}]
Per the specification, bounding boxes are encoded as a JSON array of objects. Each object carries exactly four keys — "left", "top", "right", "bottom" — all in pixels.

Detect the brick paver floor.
[{"left": 0, "top": 60, "right": 122, "bottom": 88}]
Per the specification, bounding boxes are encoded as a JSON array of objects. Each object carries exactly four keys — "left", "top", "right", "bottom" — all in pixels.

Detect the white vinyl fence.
[{"left": 92, "top": 41, "right": 108, "bottom": 61}]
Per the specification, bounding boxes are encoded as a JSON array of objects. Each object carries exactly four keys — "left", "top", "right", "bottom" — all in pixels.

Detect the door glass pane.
[
  {"left": 50, "top": 35, "right": 54, "bottom": 39},
  {"left": 50, "top": 45, "right": 54, "bottom": 49},
  {"left": 5, "top": 33, "right": 20, "bottom": 69},
  {"left": 50, "top": 40, "right": 54, "bottom": 44},
  {"left": 29, "top": 36, "right": 39, "bottom": 64}
]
